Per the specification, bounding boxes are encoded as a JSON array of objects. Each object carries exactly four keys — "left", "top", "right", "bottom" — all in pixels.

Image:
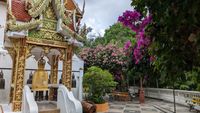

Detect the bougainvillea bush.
[
  {"left": 118, "top": 10, "right": 153, "bottom": 92},
  {"left": 79, "top": 44, "right": 126, "bottom": 81},
  {"left": 118, "top": 10, "right": 152, "bottom": 64}
]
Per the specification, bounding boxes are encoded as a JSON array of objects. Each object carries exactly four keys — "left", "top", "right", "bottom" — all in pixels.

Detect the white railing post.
[
  {"left": 57, "top": 85, "right": 82, "bottom": 113},
  {"left": 22, "top": 85, "right": 38, "bottom": 113}
]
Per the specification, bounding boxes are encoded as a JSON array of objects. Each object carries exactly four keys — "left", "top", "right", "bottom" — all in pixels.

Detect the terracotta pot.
[
  {"left": 139, "top": 88, "right": 145, "bottom": 104},
  {"left": 95, "top": 102, "right": 109, "bottom": 112}
]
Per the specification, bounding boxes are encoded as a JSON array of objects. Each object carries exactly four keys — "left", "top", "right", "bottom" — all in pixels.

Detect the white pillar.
[
  {"left": 0, "top": 1, "right": 8, "bottom": 55},
  {"left": 78, "top": 68, "right": 83, "bottom": 101}
]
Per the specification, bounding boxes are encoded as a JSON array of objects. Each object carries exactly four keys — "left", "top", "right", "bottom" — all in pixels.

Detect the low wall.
[{"left": 129, "top": 86, "right": 200, "bottom": 106}]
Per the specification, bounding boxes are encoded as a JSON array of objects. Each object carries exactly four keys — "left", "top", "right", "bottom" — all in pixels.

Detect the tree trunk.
[{"left": 139, "top": 77, "right": 144, "bottom": 104}]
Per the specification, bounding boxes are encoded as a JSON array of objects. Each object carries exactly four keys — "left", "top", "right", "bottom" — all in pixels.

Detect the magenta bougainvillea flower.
[
  {"left": 124, "top": 40, "right": 132, "bottom": 50},
  {"left": 118, "top": 10, "right": 152, "bottom": 64}
]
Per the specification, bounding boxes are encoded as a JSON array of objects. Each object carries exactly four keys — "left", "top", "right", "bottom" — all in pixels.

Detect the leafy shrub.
[{"left": 83, "top": 66, "right": 117, "bottom": 104}]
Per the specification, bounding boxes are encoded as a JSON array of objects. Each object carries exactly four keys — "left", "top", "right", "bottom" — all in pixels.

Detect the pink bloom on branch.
[
  {"left": 150, "top": 56, "right": 156, "bottom": 62},
  {"left": 118, "top": 10, "right": 152, "bottom": 64},
  {"left": 124, "top": 40, "right": 132, "bottom": 50}
]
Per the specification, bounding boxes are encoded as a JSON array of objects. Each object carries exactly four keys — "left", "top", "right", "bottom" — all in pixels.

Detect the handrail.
[
  {"left": 57, "top": 85, "right": 82, "bottom": 113},
  {"left": 22, "top": 85, "right": 38, "bottom": 113},
  {"left": 0, "top": 105, "right": 4, "bottom": 113}
]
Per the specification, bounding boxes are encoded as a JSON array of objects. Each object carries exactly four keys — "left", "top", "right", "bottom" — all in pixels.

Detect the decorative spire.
[{"left": 82, "top": 0, "right": 85, "bottom": 15}]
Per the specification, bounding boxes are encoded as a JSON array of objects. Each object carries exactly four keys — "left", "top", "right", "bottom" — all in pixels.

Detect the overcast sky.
[{"left": 75, "top": 0, "right": 133, "bottom": 38}]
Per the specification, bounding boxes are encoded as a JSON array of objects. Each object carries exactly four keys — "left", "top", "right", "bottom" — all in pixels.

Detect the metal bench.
[
  {"left": 194, "top": 105, "right": 200, "bottom": 113},
  {"left": 186, "top": 97, "right": 200, "bottom": 112}
]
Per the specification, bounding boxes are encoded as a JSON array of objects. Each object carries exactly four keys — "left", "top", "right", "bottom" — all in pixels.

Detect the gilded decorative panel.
[
  {"left": 43, "top": 4, "right": 57, "bottom": 20},
  {"left": 43, "top": 19, "right": 57, "bottom": 31},
  {"left": 28, "top": 29, "right": 63, "bottom": 41}
]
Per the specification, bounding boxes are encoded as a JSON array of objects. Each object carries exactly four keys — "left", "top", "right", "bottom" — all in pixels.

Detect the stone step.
[
  {"left": 37, "top": 101, "right": 60, "bottom": 113},
  {"left": 39, "top": 108, "right": 60, "bottom": 113}
]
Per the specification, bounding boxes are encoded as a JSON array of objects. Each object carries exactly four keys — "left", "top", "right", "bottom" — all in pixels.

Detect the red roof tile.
[
  {"left": 12, "top": 0, "right": 31, "bottom": 22},
  {"left": 69, "top": 23, "right": 75, "bottom": 31}
]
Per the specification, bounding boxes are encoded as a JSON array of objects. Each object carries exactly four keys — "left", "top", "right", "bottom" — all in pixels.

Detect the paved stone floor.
[{"left": 98, "top": 98, "right": 195, "bottom": 113}]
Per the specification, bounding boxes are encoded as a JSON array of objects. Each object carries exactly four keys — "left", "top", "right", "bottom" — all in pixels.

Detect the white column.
[
  {"left": 78, "top": 68, "right": 83, "bottom": 101},
  {"left": 0, "top": 1, "right": 8, "bottom": 55}
]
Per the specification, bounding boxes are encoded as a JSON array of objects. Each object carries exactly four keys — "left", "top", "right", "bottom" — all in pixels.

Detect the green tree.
[
  {"left": 91, "top": 23, "right": 136, "bottom": 47},
  {"left": 131, "top": 0, "right": 200, "bottom": 81},
  {"left": 131, "top": 0, "right": 200, "bottom": 112}
]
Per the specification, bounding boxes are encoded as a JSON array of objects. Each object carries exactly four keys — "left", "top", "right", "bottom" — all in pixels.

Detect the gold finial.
[{"left": 38, "top": 56, "right": 46, "bottom": 69}]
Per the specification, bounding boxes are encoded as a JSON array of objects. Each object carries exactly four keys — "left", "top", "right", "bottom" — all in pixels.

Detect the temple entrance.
[{"left": 7, "top": 38, "right": 74, "bottom": 111}]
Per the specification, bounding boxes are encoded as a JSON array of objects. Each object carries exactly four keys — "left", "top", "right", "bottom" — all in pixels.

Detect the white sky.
[{"left": 75, "top": 0, "right": 133, "bottom": 38}]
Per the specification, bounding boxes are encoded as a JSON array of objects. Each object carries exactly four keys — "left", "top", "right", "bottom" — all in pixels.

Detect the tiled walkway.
[{"left": 98, "top": 98, "right": 195, "bottom": 113}]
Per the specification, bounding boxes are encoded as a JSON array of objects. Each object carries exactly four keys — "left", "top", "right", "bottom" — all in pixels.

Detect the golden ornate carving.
[
  {"left": 26, "top": 45, "right": 36, "bottom": 58},
  {"left": 11, "top": 39, "right": 27, "bottom": 112},
  {"left": 43, "top": 19, "right": 57, "bottom": 31},
  {"left": 28, "top": 29, "right": 64, "bottom": 41},
  {"left": 6, "top": 47, "right": 16, "bottom": 103},
  {"left": 28, "top": 0, "right": 51, "bottom": 18},
  {"left": 58, "top": 49, "right": 65, "bottom": 60},
  {"left": 49, "top": 55, "right": 59, "bottom": 100},
  {"left": 62, "top": 45, "right": 73, "bottom": 89},
  {"left": 62, "top": 49, "right": 67, "bottom": 86},
  {"left": 12, "top": 101, "right": 21, "bottom": 112},
  {"left": 27, "top": 38, "right": 68, "bottom": 48},
  {"left": 43, "top": 4, "right": 57, "bottom": 20},
  {"left": 52, "top": 55, "right": 59, "bottom": 84}
]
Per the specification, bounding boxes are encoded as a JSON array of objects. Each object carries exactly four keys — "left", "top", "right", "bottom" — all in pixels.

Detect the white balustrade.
[
  {"left": 129, "top": 86, "right": 200, "bottom": 106},
  {"left": 57, "top": 85, "right": 82, "bottom": 113},
  {"left": 22, "top": 85, "right": 38, "bottom": 113}
]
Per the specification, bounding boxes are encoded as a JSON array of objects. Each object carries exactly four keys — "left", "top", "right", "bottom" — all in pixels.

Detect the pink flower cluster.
[
  {"left": 79, "top": 44, "right": 126, "bottom": 70},
  {"left": 118, "top": 10, "right": 152, "bottom": 64}
]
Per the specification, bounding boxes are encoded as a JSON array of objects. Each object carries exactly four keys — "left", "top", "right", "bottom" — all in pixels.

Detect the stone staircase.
[{"left": 37, "top": 101, "right": 60, "bottom": 113}]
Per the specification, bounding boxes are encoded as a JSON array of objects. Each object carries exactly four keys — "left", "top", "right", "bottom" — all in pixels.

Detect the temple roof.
[
  {"left": 12, "top": 0, "right": 31, "bottom": 22},
  {"left": 8, "top": 0, "right": 84, "bottom": 42},
  {"left": 65, "top": 0, "right": 83, "bottom": 16}
]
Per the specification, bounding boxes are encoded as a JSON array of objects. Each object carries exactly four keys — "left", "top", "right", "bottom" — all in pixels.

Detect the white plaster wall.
[
  {"left": 0, "top": 54, "right": 12, "bottom": 104},
  {"left": 0, "top": 1, "right": 7, "bottom": 47},
  {"left": 71, "top": 54, "right": 84, "bottom": 101}
]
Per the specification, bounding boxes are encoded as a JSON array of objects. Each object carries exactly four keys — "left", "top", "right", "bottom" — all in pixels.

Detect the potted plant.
[{"left": 83, "top": 66, "right": 117, "bottom": 112}]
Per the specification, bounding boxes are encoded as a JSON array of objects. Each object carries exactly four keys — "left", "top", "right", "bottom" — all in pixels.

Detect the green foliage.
[
  {"left": 85, "top": 23, "right": 136, "bottom": 48},
  {"left": 83, "top": 66, "right": 117, "bottom": 104},
  {"left": 180, "top": 67, "right": 200, "bottom": 91},
  {"left": 131, "top": 0, "right": 200, "bottom": 87},
  {"left": 103, "top": 23, "right": 136, "bottom": 47}
]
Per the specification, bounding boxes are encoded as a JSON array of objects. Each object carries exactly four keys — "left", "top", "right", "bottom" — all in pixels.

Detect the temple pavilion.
[{"left": 0, "top": 0, "right": 85, "bottom": 112}]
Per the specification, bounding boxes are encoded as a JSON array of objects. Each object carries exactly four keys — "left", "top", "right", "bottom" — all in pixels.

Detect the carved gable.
[{"left": 28, "top": 2, "right": 64, "bottom": 41}]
